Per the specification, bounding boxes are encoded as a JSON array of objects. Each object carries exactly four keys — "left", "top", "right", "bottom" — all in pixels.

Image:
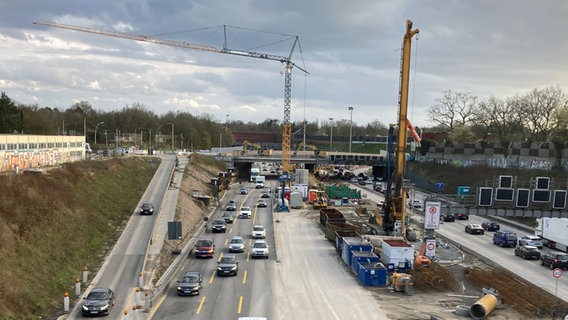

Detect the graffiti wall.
[{"left": 1, "top": 149, "right": 66, "bottom": 172}]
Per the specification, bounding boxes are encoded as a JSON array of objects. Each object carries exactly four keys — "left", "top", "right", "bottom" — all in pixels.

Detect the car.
[
  {"left": 240, "top": 188, "right": 248, "bottom": 195},
  {"left": 257, "top": 200, "right": 268, "bottom": 208},
  {"left": 239, "top": 206, "right": 252, "bottom": 219},
  {"left": 217, "top": 254, "right": 239, "bottom": 276},
  {"left": 454, "top": 213, "right": 469, "bottom": 220},
  {"left": 81, "top": 287, "right": 115, "bottom": 316},
  {"left": 514, "top": 245, "right": 541, "bottom": 260},
  {"left": 140, "top": 203, "right": 154, "bottom": 215},
  {"left": 251, "top": 240, "right": 270, "bottom": 259},
  {"left": 222, "top": 212, "right": 234, "bottom": 224},
  {"left": 441, "top": 214, "right": 455, "bottom": 222},
  {"left": 481, "top": 220, "right": 500, "bottom": 231},
  {"left": 177, "top": 271, "right": 202, "bottom": 296},
  {"left": 226, "top": 200, "right": 237, "bottom": 211},
  {"left": 465, "top": 224, "right": 484, "bottom": 235},
  {"left": 194, "top": 236, "right": 215, "bottom": 258},
  {"left": 229, "top": 236, "right": 245, "bottom": 253},
  {"left": 211, "top": 219, "right": 227, "bottom": 233},
  {"left": 493, "top": 230, "right": 517, "bottom": 247},
  {"left": 251, "top": 225, "right": 266, "bottom": 239},
  {"left": 261, "top": 192, "right": 270, "bottom": 198},
  {"left": 407, "top": 200, "right": 422, "bottom": 209},
  {"left": 540, "top": 252, "right": 568, "bottom": 270},
  {"left": 518, "top": 235, "right": 543, "bottom": 248}
]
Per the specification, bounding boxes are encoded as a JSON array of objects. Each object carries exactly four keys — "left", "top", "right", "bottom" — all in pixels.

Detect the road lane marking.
[
  {"left": 196, "top": 296, "right": 206, "bottom": 314},
  {"left": 209, "top": 270, "right": 216, "bottom": 284},
  {"left": 242, "top": 270, "right": 247, "bottom": 284},
  {"left": 238, "top": 295, "right": 244, "bottom": 314}
]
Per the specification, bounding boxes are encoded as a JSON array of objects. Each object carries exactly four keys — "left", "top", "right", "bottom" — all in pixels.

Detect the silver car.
[
  {"left": 251, "top": 240, "right": 270, "bottom": 259},
  {"left": 229, "top": 236, "right": 245, "bottom": 253},
  {"left": 518, "top": 235, "right": 543, "bottom": 248}
]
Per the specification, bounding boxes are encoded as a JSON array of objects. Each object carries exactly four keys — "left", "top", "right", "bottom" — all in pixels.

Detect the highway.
[{"left": 70, "top": 155, "right": 177, "bottom": 319}]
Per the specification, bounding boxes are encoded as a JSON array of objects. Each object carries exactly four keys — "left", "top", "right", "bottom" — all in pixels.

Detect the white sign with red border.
[{"left": 424, "top": 202, "right": 441, "bottom": 229}]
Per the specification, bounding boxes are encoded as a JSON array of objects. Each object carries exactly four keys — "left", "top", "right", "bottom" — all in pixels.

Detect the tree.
[
  {"left": 473, "top": 96, "right": 524, "bottom": 145},
  {"left": 0, "top": 92, "right": 23, "bottom": 133},
  {"left": 427, "top": 90, "right": 478, "bottom": 133},
  {"left": 517, "top": 86, "right": 567, "bottom": 141},
  {"left": 447, "top": 124, "right": 476, "bottom": 145}
]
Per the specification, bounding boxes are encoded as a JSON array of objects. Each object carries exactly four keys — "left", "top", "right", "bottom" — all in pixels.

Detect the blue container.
[
  {"left": 357, "top": 262, "right": 387, "bottom": 286},
  {"left": 341, "top": 237, "right": 373, "bottom": 266},
  {"left": 350, "top": 251, "right": 379, "bottom": 274}
]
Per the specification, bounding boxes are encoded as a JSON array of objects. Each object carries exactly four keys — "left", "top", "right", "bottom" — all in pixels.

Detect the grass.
[{"left": 0, "top": 157, "right": 158, "bottom": 320}]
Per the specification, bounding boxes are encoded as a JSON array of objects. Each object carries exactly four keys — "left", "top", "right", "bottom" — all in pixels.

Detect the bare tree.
[
  {"left": 517, "top": 86, "right": 567, "bottom": 141},
  {"left": 427, "top": 90, "right": 478, "bottom": 133},
  {"left": 473, "top": 96, "right": 524, "bottom": 145}
]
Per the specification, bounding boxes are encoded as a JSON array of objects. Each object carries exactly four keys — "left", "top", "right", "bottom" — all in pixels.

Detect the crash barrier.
[{"left": 470, "top": 292, "right": 498, "bottom": 320}]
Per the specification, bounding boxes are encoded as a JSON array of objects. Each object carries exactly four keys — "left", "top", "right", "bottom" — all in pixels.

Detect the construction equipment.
[
  {"left": 312, "top": 191, "right": 328, "bottom": 209},
  {"left": 369, "top": 20, "right": 419, "bottom": 239},
  {"left": 293, "top": 142, "right": 319, "bottom": 156},
  {"left": 388, "top": 272, "right": 413, "bottom": 295},
  {"left": 241, "top": 140, "right": 262, "bottom": 155},
  {"left": 33, "top": 21, "right": 308, "bottom": 173}
]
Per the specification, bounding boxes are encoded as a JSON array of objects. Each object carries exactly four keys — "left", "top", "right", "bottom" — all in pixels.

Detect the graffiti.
[
  {"left": 530, "top": 159, "right": 550, "bottom": 170},
  {"left": 1, "top": 149, "right": 62, "bottom": 172}
]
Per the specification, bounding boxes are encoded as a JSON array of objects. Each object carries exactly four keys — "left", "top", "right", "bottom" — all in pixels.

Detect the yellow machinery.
[
  {"left": 294, "top": 142, "right": 319, "bottom": 156},
  {"left": 241, "top": 140, "right": 262, "bottom": 155},
  {"left": 312, "top": 191, "right": 327, "bottom": 209},
  {"left": 389, "top": 272, "right": 414, "bottom": 295},
  {"left": 34, "top": 21, "right": 309, "bottom": 174}
]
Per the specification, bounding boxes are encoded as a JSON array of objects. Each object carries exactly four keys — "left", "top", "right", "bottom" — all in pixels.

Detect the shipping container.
[
  {"left": 341, "top": 237, "right": 373, "bottom": 266},
  {"left": 325, "top": 184, "right": 362, "bottom": 200},
  {"left": 350, "top": 251, "right": 379, "bottom": 274},
  {"left": 324, "top": 221, "right": 359, "bottom": 241},
  {"left": 357, "top": 262, "right": 387, "bottom": 286},
  {"left": 319, "top": 208, "right": 346, "bottom": 225},
  {"left": 379, "top": 239, "right": 414, "bottom": 271}
]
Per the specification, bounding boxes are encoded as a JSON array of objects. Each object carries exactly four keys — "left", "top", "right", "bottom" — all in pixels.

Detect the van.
[
  {"left": 493, "top": 230, "right": 517, "bottom": 247},
  {"left": 194, "top": 236, "right": 215, "bottom": 258}
]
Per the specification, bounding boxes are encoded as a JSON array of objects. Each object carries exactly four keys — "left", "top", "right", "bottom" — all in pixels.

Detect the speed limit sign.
[{"left": 553, "top": 268, "right": 563, "bottom": 279}]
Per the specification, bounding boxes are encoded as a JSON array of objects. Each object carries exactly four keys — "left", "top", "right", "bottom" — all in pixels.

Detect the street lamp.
[
  {"left": 94, "top": 121, "right": 104, "bottom": 146},
  {"left": 220, "top": 114, "right": 229, "bottom": 155},
  {"left": 348, "top": 107, "right": 354, "bottom": 152},
  {"left": 166, "top": 123, "right": 174, "bottom": 152},
  {"left": 329, "top": 118, "right": 334, "bottom": 150}
]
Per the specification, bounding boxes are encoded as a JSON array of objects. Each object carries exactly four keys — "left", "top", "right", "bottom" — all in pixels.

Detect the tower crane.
[{"left": 33, "top": 20, "right": 308, "bottom": 172}]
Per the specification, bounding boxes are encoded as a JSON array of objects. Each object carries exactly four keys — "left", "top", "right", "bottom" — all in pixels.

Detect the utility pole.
[
  {"left": 348, "top": 107, "right": 354, "bottom": 152},
  {"left": 329, "top": 118, "right": 334, "bottom": 150}
]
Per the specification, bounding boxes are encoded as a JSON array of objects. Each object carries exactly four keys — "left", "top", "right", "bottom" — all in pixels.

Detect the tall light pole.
[
  {"left": 168, "top": 123, "right": 174, "bottom": 152},
  {"left": 94, "top": 121, "right": 104, "bottom": 146},
  {"left": 329, "top": 117, "right": 334, "bottom": 150},
  {"left": 348, "top": 107, "right": 354, "bottom": 153},
  {"left": 220, "top": 114, "right": 229, "bottom": 155}
]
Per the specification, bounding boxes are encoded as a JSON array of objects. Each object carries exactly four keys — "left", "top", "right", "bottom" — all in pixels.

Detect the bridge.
[{"left": 229, "top": 149, "right": 391, "bottom": 180}]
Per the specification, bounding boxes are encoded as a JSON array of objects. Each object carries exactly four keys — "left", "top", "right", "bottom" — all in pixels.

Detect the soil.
[{"left": 152, "top": 160, "right": 568, "bottom": 319}]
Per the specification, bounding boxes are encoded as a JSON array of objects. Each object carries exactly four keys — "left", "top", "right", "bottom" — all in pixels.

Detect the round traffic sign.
[
  {"left": 426, "top": 242, "right": 435, "bottom": 251},
  {"left": 429, "top": 206, "right": 437, "bottom": 214},
  {"left": 553, "top": 268, "right": 563, "bottom": 278}
]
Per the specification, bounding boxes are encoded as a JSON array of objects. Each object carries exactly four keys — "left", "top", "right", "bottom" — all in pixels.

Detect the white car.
[
  {"left": 238, "top": 206, "right": 252, "bottom": 219},
  {"left": 251, "top": 240, "right": 270, "bottom": 259},
  {"left": 518, "top": 235, "right": 543, "bottom": 248},
  {"left": 251, "top": 225, "right": 266, "bottom": 239}
]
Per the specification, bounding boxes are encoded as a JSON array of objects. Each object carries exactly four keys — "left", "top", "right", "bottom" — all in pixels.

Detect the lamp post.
[
  {"left": 348, "top": 107, "right": 354, "bottom": 152},
  {"left": 170, "top": 123, "right": 174, "bottom": 152},
  {"left": 94, "top": 122, "right": 104, "bottom": 146},
  {"left": 220, "top": 114, "right": 229, "bottom": 155},
  {"left": 329, "top": 118, "right": 334, "bottom": 150}
]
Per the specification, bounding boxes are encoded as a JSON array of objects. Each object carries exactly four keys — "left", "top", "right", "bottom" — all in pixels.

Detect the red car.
[{"left": 454, "top": 213, "right": 469, "bottom": 220}]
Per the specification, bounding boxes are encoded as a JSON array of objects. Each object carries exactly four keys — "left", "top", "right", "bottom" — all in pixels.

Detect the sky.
[{"left": 1, "top": 1, "right": 567, "bottom": 129}]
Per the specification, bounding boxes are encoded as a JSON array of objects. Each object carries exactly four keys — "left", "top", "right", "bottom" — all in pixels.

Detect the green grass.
[{"left": 0, "top": 157, "right": 158, "bottom": 320}]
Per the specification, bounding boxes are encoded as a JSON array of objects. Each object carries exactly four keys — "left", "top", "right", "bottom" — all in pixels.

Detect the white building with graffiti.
[{"left": 0, "top": 134, "right": 86, "bottom": 173}]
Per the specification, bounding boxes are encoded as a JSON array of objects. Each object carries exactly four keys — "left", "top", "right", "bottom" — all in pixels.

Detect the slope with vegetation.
[{"left": 0, "top": 157, "right": 158, "bottom": 320}]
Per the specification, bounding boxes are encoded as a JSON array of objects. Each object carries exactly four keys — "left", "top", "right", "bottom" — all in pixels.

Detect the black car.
[
  {"left": 514, "top": 245, "right": 541, "bottom": 260},
  {"left": 541, "top": 252, "right": 568, "bottom": 270},
  {"left": 217, "top": 254, "right": 239, "bottom": 276},
  {"left": 140, "top": 203, "right": 154, "bottom": 215},
  {"left": 482, "top": 220, "right": 500, "bottom": 231},
  {"left": 226, "top": 200, "right": 237, "bottom": 211},
  {"left": 465, "top": 224, "right": 484, "bottom": 235},
  {"left": 177, "top": 271, "right": 202, "bottom": 296},
  {"left": 441, "top": 214, "right": 455, "bottom": 222},
  {"left": 81, "top": 287, "right": 115, "bottom": 316},
  {"left": 454, "top": 213, "right": 469, "bottom": 220},
  {"left": 211, "top": 219, "right": 227, "bottom": 233},
  {"left": 222, "top": 212, "right": 234, "bottom": 224},
  {"left": 261, "top": 192, "right": 270, "bottom": 198}
]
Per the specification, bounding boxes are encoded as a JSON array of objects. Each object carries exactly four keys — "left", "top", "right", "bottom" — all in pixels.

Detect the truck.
[
  {"left": 254, "top": 175, "right": 266, "bottom": 188},
  {"left": 250, "top": 167, "right": 260, "bottom": 182},
  {"left": 535, "top": 217, "right": 568, "bottom": 252}
]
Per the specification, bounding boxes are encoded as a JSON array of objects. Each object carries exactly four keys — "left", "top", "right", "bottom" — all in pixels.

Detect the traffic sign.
[
  {"left": 436, "top": 182, "right": 444, "bottom": 189},
  {"left": 553, "top": 268, "right": 563, "bottom": 279}
]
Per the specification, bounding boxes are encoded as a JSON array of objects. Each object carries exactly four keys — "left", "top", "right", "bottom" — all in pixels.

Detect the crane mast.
[
  {"left": 384, "top": 20, "right": 419, "bottom": 237},
  {"left": 33, "top": 21, "right": 307, "bottom": 172}
]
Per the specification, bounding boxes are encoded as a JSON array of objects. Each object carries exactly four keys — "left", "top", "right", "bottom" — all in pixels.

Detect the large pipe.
[{"left": 470, "top": 293, "right": 498, "bottom": 319}]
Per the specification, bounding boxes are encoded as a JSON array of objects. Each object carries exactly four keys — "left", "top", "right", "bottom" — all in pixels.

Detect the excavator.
[
  {"left": 293, "top": 142, "right": 320, "bottom": 156},
  {"left": 241, "top": 140, "right": 262, "bottom": 155}
]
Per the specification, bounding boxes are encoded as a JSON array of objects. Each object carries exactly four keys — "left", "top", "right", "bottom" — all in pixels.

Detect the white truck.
[
  {"left": 255, "top": 176, "right": 266, "bottom": 189},
  {"left": 250, "top": 167, "right": 260, "bottom": 182},
  {"left": 535, "top": 217, "right": 568, "bottom": 252}
]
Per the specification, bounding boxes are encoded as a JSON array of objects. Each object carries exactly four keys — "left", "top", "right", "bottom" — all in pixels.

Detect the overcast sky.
[{"left": 1, "top": 1, "right": 567, "bottom": 128}]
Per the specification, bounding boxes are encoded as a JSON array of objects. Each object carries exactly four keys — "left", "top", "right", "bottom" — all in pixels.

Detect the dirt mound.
[
  {"left": 412, "top": 262, "right": 459, "bottom": 292},
  {"left": 464, "top": 265, "right": 568, "bottom": 318}
]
